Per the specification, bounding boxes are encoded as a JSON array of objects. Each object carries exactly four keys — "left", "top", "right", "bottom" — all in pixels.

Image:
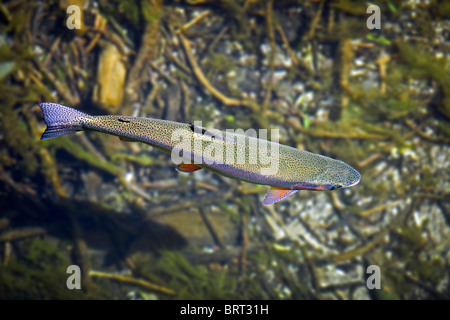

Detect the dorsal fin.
[{"left": 263, "top": 187, "right": 298, "bottom": 205}]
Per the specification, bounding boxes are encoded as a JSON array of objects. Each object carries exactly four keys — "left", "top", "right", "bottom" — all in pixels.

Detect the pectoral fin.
[
  {"left": 263, "top": 187, "right": 298, "bottom": 205},
  {"left": 176, "top": 163, "right": 203, "bottom": 173}
]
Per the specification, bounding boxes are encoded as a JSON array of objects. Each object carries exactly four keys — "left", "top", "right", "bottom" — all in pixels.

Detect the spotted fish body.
[{"left": 39, "top": 103, "right": 360, "bottom": 204}]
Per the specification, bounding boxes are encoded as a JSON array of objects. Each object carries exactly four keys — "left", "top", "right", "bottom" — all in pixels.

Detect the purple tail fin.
[{"left": 39, "top": 103, "right": 90, "bottom": 140}]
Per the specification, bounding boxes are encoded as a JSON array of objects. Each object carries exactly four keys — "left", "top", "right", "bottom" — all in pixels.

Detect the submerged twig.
[
  {"left": 358, "top": 122, "right": 427, "bottom": 168},
  {"left": 198, "top": 208, "right": 226, "bottom": 249},
  {"left": 0, "top": 227, "right": 46, "bottom": 242},
  {"left": 179, "top": 34, "right": 259, "bottom": 111},
  {"left": 332, "top": 198, "right": 420, "bottom": 262},
  {"left": 175, "top": 10, "right": 210, "bottom": 34},
  {"left": 357, "top": 200, "right": 403, "bottom": 218},
  {"left": 89, "top": 270, "right": 176, "bottom": 296},
  {"left": 164, "top": 46, "right": 192, "bottom": 75},
  {"left": 34, "top": 57, "right": 80, "bottom": 106},
  {"left": 84, "top": 14, "right": 107, "bottom": 53},
  {"left": 208, "top": 24, "right": 229, "bottom": 54},
  {"left": 302, "top": 0, "right": 325, "bottom": 43},
  {"left": 376, "top": 52, "right": 390, "bottom": 95},
  {"left": 276, "top": 24, "right": 299, "bottom": 66},
  {"left": 405, "top": 120, "right": 450, "bottom": 144},
  {"left": 123, "top": 0, "right": 164, "bottom": 113}
]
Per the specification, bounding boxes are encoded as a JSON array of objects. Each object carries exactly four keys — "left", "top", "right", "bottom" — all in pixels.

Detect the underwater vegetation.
[{"left": 0, "top": 0, "right": 449, "bottom": 299}]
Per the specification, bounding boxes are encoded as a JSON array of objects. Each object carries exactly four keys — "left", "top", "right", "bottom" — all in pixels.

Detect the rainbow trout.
[{"left": 39, "top": 103, "right": 360, "bottom": 205}]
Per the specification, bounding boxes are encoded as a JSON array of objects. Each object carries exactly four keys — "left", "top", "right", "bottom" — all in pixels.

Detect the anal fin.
[
  {"left": 263, "top": 187, "right": 297, "bottom": 205},
  {"left": 176, "top": 163, "right": 202, "bottom": 173}
]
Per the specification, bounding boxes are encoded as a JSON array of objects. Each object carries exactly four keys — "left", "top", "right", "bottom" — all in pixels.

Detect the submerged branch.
[
  {"left": 89, "top": 270, "right": 176, "bottom": 296},
  {"left": 0, "top": 227, "right": 46, "bottom": 243},
  {"left": 179, "top": 34, "right": 259, "bottom": 111},
  {"left": 175, "top": 10, "right": 210, "bottom": 34}
]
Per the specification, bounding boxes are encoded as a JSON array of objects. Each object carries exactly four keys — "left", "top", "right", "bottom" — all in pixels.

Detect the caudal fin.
[{"left": 39, "top": 103, "right": 90, "bottom": 140}]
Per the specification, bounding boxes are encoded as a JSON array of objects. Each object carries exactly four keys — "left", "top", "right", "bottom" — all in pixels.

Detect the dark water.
[{"left": 0, "top": 0, "right": 449, "bottom": 300}]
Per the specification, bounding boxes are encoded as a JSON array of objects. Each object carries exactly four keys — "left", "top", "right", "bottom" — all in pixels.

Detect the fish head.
[
  {"left": 291, "top": 159, "right": 360, "bottom": 191},
  {"left": 320, "top": 159, "right": 361, "bottom": 190}
]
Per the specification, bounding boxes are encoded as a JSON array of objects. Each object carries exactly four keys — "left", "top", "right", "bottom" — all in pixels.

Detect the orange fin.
[
  {"left": 119, "top": 136, "right": 138, "bottom": 142},
  {"left": 176, "top": 163, "right": 202, "bottom": 173},
  {"left": 263, "top": 187, "right": 298, "bottom": 205}
]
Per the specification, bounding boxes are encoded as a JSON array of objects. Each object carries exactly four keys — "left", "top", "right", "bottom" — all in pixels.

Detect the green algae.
[
  {"left": 393, "top": 40, "right": 450, "bottom": 118},
  {"left": 0, "top": 106, "right": 39, "bottom": 176},
  {"left": 366, "top": 34, "right": 392, "bottom": 46},
  {"left": 42, "top": 137, "right": 123, "bottom": 177},
  {"left": 378, "top": 225, "right": 447, "bottom": 299},
  {"left": 205, "top": 53, "right": 235, "bottom": 78},
  {"left": 0, "top": 238, "right": 112, "bottom": 299},
  {"left": 147, "top": 251, "right": 240, "bottom": 299}
]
